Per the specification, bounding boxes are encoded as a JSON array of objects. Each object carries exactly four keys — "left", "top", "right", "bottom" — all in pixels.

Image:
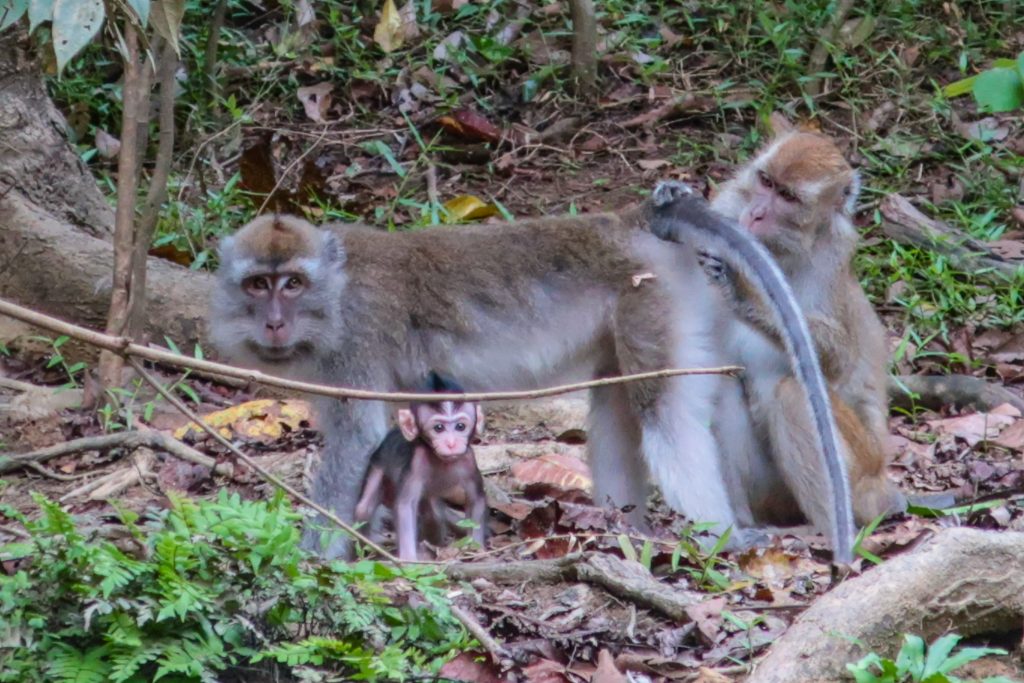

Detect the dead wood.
[
  {"left": 747, "top": 528, "right": 1024, "bottom": 683},
  {"left": 879, "top": 194, "right": 1021, "bottom": 279},
  {"left": 621, "top": 94, "right": 716, "bottom": 129},
  {"left": 0, "top": 429, "right": 230, "bottom": 475},
  {"left": 890, "top": 373, "right": 1024, "bottom": 413},
  {"left": 446, "top": 552, "right": 697, "bottom": 622}
]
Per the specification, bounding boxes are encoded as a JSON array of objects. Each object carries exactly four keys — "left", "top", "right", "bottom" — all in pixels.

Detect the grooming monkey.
[
  {"left": 354, "top": 372, "right": 487, "bottom": 560},
  {"left": 208, "top": 189, "right": 856, "bottom": 562},
  {"left": 692, "top": 120, "right": 905, "bottom": 530}
]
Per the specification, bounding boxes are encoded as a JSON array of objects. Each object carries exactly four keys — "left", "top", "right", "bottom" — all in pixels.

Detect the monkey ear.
[
  {"left": 842, "top": 171, "right": 862, "bottom": 215},
  {"left": 321, "top": 232, "right": 344, "bottom": 265},
  {"left": 398, "top": 409, "right": 419, "bottom": 441},
  {"left": 474, "top": 406, "right": 485, "bottom": 437},
  {"left": 768, "top": 112, "right": 796, "bottom": 137}
]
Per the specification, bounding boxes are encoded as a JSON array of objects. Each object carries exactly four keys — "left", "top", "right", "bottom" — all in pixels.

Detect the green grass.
[{"left": 40, "top": 0, "right": 1024, "bottom": 348}]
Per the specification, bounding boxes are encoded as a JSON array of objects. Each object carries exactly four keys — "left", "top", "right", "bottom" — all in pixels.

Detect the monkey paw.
[
  {"left": 697, "top": 250, "right": 730, "bottom": 284},
  {"left": 652, "top": 180, "right": 695, "bottom": 207}
]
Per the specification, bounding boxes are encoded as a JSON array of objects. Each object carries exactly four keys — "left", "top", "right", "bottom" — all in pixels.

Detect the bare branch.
[{"left": 0, "top": 296, "right": 742, "bottom": 404}]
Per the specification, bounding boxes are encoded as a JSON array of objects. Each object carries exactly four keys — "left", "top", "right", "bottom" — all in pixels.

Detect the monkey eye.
[
  {"left": 433, "top": 423, "right": 445, "bottom": 433},
  {"left": 283, "top": 275, "right": 305, "bottom": 291},
  {"left": 244, "top": 276, "right": 272, "bottom": 295},
  {"left": 778, "top": 187, "right": 799, "bottom": 203},
  {"left": 455, "top": 422, "right": 467, "bottom": 432},
  {"left": 758, "top": 171, "right": 774, "bottom": 189}
]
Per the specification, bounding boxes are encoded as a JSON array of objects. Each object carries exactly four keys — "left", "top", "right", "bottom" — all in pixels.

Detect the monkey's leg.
[
  {"left": 302, "top": 397, "right": 391, "bottom": 559},
  {"left": 588, "top": 383, "right": 647, "bottom": 523},
  {"left": 612, "top": 291, "right": 738, "bottom": 535},
  {"left": 763, "top": 377, "right": 848, "bottom": 534},
  {"left": 712, "top": 378, "right": 765, "bottom": 527},
  {"left": 833, "top": 397, "right": 907, "bottom": 524},
  {"left": 354, "top": 466, "right": 385, "bottom": 524},
  {"left": 420, "top": 496, "right": 448, "bottom": 548}
]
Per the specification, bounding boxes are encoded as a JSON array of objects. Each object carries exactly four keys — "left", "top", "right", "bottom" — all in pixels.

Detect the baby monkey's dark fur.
[{"left": 354, "top": 372, "right": 487, "bottom": 560}]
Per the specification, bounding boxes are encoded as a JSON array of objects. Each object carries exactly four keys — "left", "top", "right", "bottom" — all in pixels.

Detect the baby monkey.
[{"left": 354, "top": 372, "right": 487, "bottom": 560}]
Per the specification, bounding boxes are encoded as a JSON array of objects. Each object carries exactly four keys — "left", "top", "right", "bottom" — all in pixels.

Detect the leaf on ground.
[
  {"left": 737, "top": 547, "right": 795, "bottom": 583},
  {"left": 511, "top": 453, "right": 592, "bottom": 492},
  {"left": 685, "top": 597, "right": 727, "bottom": 643},
  {"left": 637, "top": 158, "right": 671, "bottom": 171},
  {"left": 443, "top": 194, "right": 500, "bottom": 221},
  {"left": 926, "top": 411, "right": 1015, "bottom": 446},
  {"left": 296, "top": 82, "right": 333, "bottom": 122},
  {"left": 955, "top": 116, "right": 1010, "bottom": 142},
  {"left": 695, "top": 667, "right": 735, "bottom": 682},
  {"left": 522, "top": 658, "right": 570, "bottom": 683},
  {"left": 173, "top": 399, "right": 312, "bottom": 442},
  {"left": 993, "top": 420, "right": 1024, "bottom": 450},
  {"left": 438, "top": 652, "right": 508, "bottom": 682},
  {"left": 438, "top": 108, "right": 502, "bottom": 143},
  {"left": 373, "top": 0, "right": 403, "bottom": 52},
  {"left": 988, "top": 239, "right": 1024, "bottom": 260},
  {"left": 591, "top": 649, "right": 627, "bottom": 683},
  {"left": 987, "top": 332, "right": 1024, "bottom": 363},
  {"left": 94, "top": 129, "right": 120, "bottom": 158},
  {"left": 399, "top": 0, "right": 420, "bottom": 41}
]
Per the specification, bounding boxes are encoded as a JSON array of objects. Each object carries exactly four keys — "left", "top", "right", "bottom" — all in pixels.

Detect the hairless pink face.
[{"left": 398, "top": 401, "right": 483, "bottom": 459}]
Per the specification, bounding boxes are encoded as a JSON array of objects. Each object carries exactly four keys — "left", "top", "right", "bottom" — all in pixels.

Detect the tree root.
[
  {"left": 890, "top": 374, "right": 1024, "bottom": 413},
  {"left": 747, "top": 528, "right": 1024, "bottom": 683}
]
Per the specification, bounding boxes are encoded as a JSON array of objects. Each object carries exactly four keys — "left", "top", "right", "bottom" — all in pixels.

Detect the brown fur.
[{"left": 710, "top": 125, "right": 905, "bottom": 534}]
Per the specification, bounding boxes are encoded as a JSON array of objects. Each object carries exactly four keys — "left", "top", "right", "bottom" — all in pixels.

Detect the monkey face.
[{"left": 209, "top": 215, "right": 346, "bottom": 370}]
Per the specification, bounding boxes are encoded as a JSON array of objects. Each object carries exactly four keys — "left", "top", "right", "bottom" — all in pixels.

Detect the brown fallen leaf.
[
  {"left": 437, "top": 107, "right": 502, "bottom": 143},
  {"left": 297, "top": 82, "right": 333, "bottom": 122},
  {"left": 511, "top": 453, "right": 592, "bottom": 492},
  {"left": 438, "top": 651, "right": 509, "bottom": 683},
  {"left": 926, "top": 411, "right": 1015, "bottom": 447},
  {"left": 523, "top": 658, "right": 570, "bottom": 683},
  {"left": 590, "top": 649, "right": 627, "bottom": 683},
  {"left": 95, "top": 129, "right": 120, "bottom": 158},
  {"left": 989, "top": 239, "right": 1024, "bottom": 260},
  {"left": 993, "top": 419, "right": 1024, "bottom": 450},
  {"left": 685, "top": 596, "right": 727, "bottom": 643}
]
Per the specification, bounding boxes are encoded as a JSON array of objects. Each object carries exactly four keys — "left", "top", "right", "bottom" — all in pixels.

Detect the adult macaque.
[
  {"left": 209, "top": 185, "right": 856, "bottom": 561},
  {"left": 692, "top": 119, "right": 905, "bottom": 531},
  {"left": 354, "top": 372, "right": 487, "bottom": 560}
]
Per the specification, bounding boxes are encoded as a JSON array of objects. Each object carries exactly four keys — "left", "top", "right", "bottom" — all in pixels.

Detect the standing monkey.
[
  {"left": 698, "top": 118, "right": 905, "bottom": 531},
  {"left": 354, "top": 372, "right": 487, "bottom": 560},
  {"left": 208, "top": 189, "right": 857, "bottom": 561}
]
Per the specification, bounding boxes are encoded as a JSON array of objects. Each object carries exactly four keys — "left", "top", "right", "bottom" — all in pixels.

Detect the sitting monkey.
[{"left": 354, "top": 372, "right": 487, "bottom": 560}]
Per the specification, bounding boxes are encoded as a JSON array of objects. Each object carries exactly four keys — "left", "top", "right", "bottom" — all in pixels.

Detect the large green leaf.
[
  {"left": 51, "top": 0, "right": 105, "bottom": 74},
  {"left": 0, "top": 0, "right": 28, "bottom": 32},
  {"left": 28, "top": 0, "right": 54, "bottom": 31},
  {"left": 972, "top": 66, "right": 1024, "bottom": 112}
]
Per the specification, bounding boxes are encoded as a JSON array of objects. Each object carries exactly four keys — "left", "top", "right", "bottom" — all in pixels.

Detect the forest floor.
[{"left": 3, "top": 1, "right": 1024, "bottom": 680}]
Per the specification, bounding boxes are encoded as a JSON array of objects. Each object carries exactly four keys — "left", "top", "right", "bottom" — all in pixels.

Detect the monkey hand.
[
  {"left": 652, "top": 179, "right": 696, "bottom": 207},
  {"left": 696, "top": 250, "right": 729, "bottom": 284}
]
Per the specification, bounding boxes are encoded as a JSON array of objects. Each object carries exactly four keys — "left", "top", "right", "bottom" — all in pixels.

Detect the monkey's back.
[{"left": 325, "top": 212, "right": 668, "bottom": 388}]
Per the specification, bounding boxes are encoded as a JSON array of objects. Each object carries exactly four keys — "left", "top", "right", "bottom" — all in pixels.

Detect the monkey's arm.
[{"left": 704, "top": 255, "right": 846, "bottom": 379}]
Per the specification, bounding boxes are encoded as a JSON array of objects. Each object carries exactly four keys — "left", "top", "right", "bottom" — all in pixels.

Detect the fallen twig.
[
  {"left": 447, "top": 551, "right": 697, "bottom": 622},
  {"left": 450, "top": 604, "right": 510, "bottom": 664},
  {"left": 621, "top": 94, "right": 716, "bottom": 129},
  {"left": 0, "top": 296, "right": 742, "bottom": 404},
  {"left": 0, "top": 430, "right": 230, "bottom": 475}
]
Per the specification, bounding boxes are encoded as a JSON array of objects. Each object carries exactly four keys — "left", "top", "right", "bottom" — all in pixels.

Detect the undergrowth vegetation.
[
  {"left": 0, "top": 489, "right": 470, "bottom": 682},
  {"left": 40, "top": 0, "right": 1024, "bottom": 355}
]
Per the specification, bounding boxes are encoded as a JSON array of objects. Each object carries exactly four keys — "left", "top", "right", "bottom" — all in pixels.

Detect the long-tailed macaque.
[
  {"left": 694, "top": 120, "right": 905, "bottom": 531},
  {"left": 208, "top": 187, "right": 857, "bottom": 562},
  {"left": 354, "top": 372, "right": 487, "bottom": 560}
]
